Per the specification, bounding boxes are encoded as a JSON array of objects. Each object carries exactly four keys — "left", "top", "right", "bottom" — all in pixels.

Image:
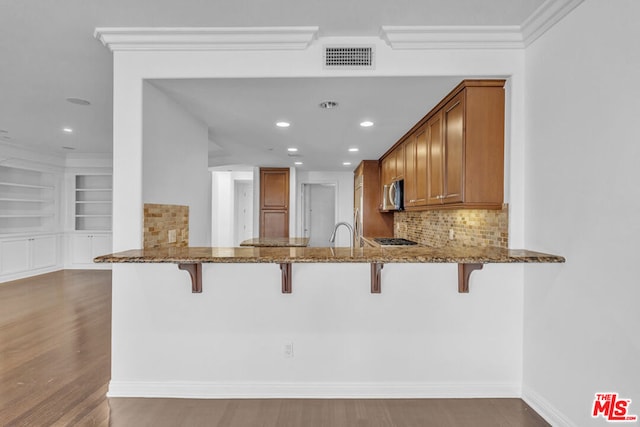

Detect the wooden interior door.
[{"left": 259, "top": 168, "right": 289, "bottom": 238}]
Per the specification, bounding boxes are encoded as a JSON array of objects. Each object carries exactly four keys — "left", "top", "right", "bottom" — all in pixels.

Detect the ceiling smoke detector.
[{"left": 319, "top": 101, "right": 338, "bottom": 109}]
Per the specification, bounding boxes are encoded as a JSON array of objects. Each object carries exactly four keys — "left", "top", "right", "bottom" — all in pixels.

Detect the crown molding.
[
  {"left": 521, "top": 0, "right": 584, "bottom": 46},
  {"left": 94, "top": 27, "right": 319, "bottom": 51},
  {"left": 380, "top": 25, "right": 523, "bottom": 49},
  {"left": 381, "top": 0, "right": 584, "bottom": 50}
]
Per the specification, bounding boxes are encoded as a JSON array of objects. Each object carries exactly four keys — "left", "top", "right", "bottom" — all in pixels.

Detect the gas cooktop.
[{"left": 373, "top": 238, "right": 418, "bottom": 246}]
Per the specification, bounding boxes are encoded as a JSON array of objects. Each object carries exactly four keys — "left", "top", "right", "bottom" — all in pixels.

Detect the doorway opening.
[
  {"left": 234, "top": 180, "right": 254, "bottom": 245},
  {"left": 301, "top": 183, "right": 336, "bottom": 247}
]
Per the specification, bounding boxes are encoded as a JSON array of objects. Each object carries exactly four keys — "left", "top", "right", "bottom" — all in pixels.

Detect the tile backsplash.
[
  {"left": 395, "top": 204, "right": 509, "bottom": 248},
  {"left": 143, "top": 203, "right": 189, "bottom": 248}
]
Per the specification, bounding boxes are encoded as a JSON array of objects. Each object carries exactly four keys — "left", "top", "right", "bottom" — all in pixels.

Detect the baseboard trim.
[
  {"left": 108, "top": 381, "right": 521, "bottom": 399},
  {"left": 0, "top": 265, "right": 62, "bottom": 284},
  {"left": 522, "top": 386, "right": 576, "bottom": 427}
]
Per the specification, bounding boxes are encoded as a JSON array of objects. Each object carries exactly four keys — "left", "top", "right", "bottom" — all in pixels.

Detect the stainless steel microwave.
[{"left": 382, "top": 179, "right": 404, "bottom": 211}]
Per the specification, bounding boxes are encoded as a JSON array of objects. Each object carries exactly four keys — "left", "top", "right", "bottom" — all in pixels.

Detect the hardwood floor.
[
  {"left": 0, "top": 270, "right": 549, "bottom": 427},
  {"left": 0, "top": 270, "right": 111, "bottom": 426}
]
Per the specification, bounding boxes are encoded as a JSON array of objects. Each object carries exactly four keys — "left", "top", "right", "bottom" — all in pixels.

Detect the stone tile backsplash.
[
  {"left": 143, "top": 203, "right": 189, "bottom": 248},
  {"left": 395, "top": 204, "right": 509, "bottom": 248}
]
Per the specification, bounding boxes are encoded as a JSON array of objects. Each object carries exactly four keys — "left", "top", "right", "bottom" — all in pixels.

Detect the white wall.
[
  {"left": 523, "top": 1, "right": 640, "bottom": 425},
  {"left": 109, "top": 262, "right": 524, "bottom": 398},
  {"left": 211, "top": 170, "right": 253, "bottom": 246},
  {"left": 142, "top": 82, "right": 210, "bottom": 246},
  {"left": 296, "top": 170, "right": 354, "bottom": 247},
  {"left": 109, "top": 35, "right": 530, "bottom": 399}
]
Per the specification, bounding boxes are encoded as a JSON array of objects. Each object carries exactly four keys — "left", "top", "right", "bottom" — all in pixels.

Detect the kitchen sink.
[{"left": 373, "top": 238, "right": 418, "bottom": 246}]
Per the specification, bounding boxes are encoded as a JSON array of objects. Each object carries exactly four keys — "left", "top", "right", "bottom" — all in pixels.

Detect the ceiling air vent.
[{"left": 323, "top": 46, "right": 375, "bottom": 69}]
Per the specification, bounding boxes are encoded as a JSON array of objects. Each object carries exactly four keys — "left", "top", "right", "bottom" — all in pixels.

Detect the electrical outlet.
[
  {"left": 168, "top": 229, "right": 177, "bottom": 243},
  {"left": 283, "top": 342, "right": 294, "bottom": 358},
  {"left": 449, "top": 229, "right": 455, "bottom": 240}
]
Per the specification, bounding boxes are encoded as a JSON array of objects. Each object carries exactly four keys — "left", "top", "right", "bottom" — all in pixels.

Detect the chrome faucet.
[{"left": 329, "top": 222, "right": 354, "bottom": 248}]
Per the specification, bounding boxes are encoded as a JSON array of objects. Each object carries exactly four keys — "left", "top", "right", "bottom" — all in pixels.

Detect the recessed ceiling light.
[
  {"left": 348, "top": 148, "right": 359, "bottom": 152},
  {"left": 287, "top": 147, "right": 298, "bottom": 152},
  {"left": 319, "top": 101, "right": 338, "bottom": 109},
  {"left": 62, "top": 127, "right": 73, "bottom": 133},
  {"left": 276, "top": 121, "right": 290, "bottom": 128},
  {"left": 294, "top": 161, "right": 303, "bottom": 165},
  {"left": 360, "top": 121, "right": 374, "bottom": 128},
  {"left": 343, "top": 162, "right": 352, "bottom": 166},
  {"left": 66, "top": 97, "right": 91, "bottom": 106}
]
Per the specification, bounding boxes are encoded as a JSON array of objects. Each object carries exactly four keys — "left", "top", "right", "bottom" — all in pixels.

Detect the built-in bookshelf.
[
  {"left": 75, "top": 175, "right": 112, "bottom": 231},
  {"left": 0, "top": 166, "right": 57, "bottom": 234}
]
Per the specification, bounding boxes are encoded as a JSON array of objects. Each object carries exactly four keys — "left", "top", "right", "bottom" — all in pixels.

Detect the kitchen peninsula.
[{"left": 95, "top": 245, "right": 563, "bottom": 294}]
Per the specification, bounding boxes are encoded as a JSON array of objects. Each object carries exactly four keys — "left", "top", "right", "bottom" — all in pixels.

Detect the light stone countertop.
[
  {"left": 94, "top": 246, "right": 565, "bottom": 265},
  {"left": 239, "top": 237, "right": 310, "bottom": 247}
]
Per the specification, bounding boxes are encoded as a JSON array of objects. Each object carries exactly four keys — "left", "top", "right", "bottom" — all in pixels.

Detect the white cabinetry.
[
  {"left": 0, "top": 234, "right": 59, "bottom": 281},
  {"left": 69, "top": 233, "right": 112, "bottom": 269}
]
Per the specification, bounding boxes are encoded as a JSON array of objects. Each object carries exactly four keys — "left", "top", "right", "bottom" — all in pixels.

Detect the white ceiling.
[
  {"left": 153, "top": 77, "right": 466, "bottom": 171},
  {"left": 0, "top": 0, "right": 545, "bottom": 168}
]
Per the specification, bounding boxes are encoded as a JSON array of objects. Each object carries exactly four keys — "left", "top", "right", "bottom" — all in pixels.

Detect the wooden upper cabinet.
[
  {"left": 394, "top": 144, "right": 405, "bottom": 180},
  {"left": 381, "top": 79, "right": 505, "bottom": 210},
  {"left": 380, "top": 154, "right": 394, "bottom": 188},
  {"left": 427, "top": 110, "right": 444, "bottom": 205},
  {"left": 259, "top": 167, "right": 289, "bottom": 238},
  {"left": 462, "top": 85, "right": 505, "bottom": 206},
  {"left": 442, "top": 93, "right": 464, "bottom": 204},
  {"left": 380, "top": 144, "right": 406, "bottom": 204},
  {"left": 404, "top": 125, "right": 428, "bottom": 207}
]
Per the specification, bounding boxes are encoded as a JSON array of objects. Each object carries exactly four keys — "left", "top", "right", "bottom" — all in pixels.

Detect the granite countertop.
[
  {"left": 239, "top": 237, "right": 310, "bottom": 247},
  {"left": 94, "top": 246, "right": 565, "bottom": 264}
]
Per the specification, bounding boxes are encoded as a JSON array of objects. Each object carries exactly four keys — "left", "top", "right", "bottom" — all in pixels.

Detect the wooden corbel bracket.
[
  {"left": 175, "top": 261, "right": 483, "bottom": 295},
  {"left": 458, "top": 263, "right": 483, "bottom": 293},
  {"left": 178, "top": 263, "right": 203, "bottom": 293},
  {"left": 371, "top": 263, "right": 383, "bottom": 294},
  {"left": 280, "top": 263, "right": 292, "bottom": 293}
]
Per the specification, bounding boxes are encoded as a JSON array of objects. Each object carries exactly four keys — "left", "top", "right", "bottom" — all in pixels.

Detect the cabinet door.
[
  {"left": 442, "top": 93, "right": 464, "bottom": 204},
  {"left": 380, "top": 154, "right": 394, "bottom": 187},
  {"left": 31, "top": 235, "right": 57, "bottom": 270},
  {"left": 394, "top": 145, "right": 405, "bottom": 180},
  {"left": 404, "top": 137, "right": 416, "bottom": 207},
  {"left": 261, "top": 210, "right": 289, "bottom": 238},
  {"left": 414, "top": 126, "right": 428, "bottom": 206},
  {"left": 0, "top": 238, "right": 30, "bottom": 275},
  {"left": 72, "top": 234, "right": 94, "bottom": 265},
  {"left": 427, "top": 111, "right": 445, "bottom": 205},
  {"left": 260, "top": 168, "right": 289, "bottom": 209}
]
